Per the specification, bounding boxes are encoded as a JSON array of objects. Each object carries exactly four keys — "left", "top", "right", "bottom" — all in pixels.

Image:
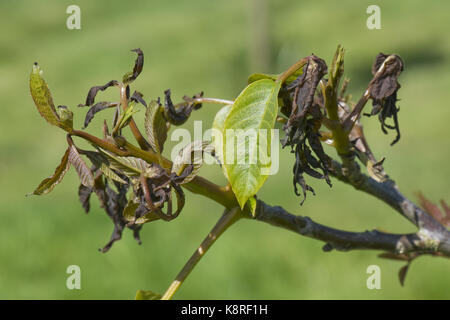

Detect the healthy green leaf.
[
  {"left": 211, "top": 104, "right": 232, "bottom": 177},
  {"left": 145, "top": 100, "right": 168, "bottom": 154},
  {"left": 223, "top": 79, "right": 281, "bottom": 208},
  {"left": 245, "top": 196, "right": 257, "bottom": 217},
  {"left": 28, "top": 147, "right": 71, "bottom": 195},
  {"left": 135, "top": 289, "right": 162, "bottom": 300},
  {"left": 29, "top": 63, "right": 62, "bottom": 127},
  {"left": 248, "top": 68, "right": 303, "bottom": 85}
]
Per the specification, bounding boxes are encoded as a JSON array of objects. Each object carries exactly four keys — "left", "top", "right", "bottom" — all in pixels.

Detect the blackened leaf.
[
  {"left": 370, "top": 53, "right": 403, "bottom": 101},
  {"left": 145, "top": 100, "right": 168, "bottom": 154},
  {"left": 287, "top": 55, "right": 327, "bottom": 125},
  {"left": 123, "top": 48, "right": 144, "bottom": 84},
  {"left": 68, "top": 144, "right": 95, "bottom": 188},
  {"left": 368, "top": 53, "right": 404, "bottom": 145},
  {"left": 398, "top": 263, "right": 409, "bottom": 286},
  {"left": 29, "top": 63, "right": 60, "bottom": 127},
  {"left": 82, "top": 80, "right": 119, "bottom": 107},
  {"left": 130, "top": 90, "right": 147, "bottom": 107},
  {"left": 28, "top": 147, "right": 71, "bottom": 195},
  {"left": 163, "top": 89, "right": 201, "bottom": 126},
  {"left": 83, "top": 101, "right": 118, "bottom": 129},
  {"left": 78, "top": 184, "right": 93, "bottom": 213}
]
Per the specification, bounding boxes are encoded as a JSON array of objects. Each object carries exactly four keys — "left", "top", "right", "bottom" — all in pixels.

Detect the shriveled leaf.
[
  {"left": 135, "top": 289, "right": 161, "bottom": 300},
  {"left": 82, "top": 101, "right": 118, "bottom": 129},
  {"left": 78, "top": 184, "right": 93, "bottom": 213},
  {"left": 398, "top": 263, "right": 410, "bottom": 286},
  {"left": 417, "top": 193, "right": 450, "bottom": 227},
  {"left": 123, "top": 48, "right": 144, "bottom": 84},
  {"left": 68, "top": 145, "right": 95, "bottom": 188},
  {"left": 163, "top": 89, "right": 202, "bottom": 126},
  {"left": 223, "top": 79, "right": 281, "bottom": 208},
  {"left": 28, "top": 147, "right": 71, "bottom": 195},
  {"left": 30, "top": 63, "right": 71, "bottom": 130},
  {"left": 82, "top": 80, "right": 119, "bottom": 107},
  {"left": 130, "top": 90, "right": 147, "bottom": 107},
  {"left": 145, "top": 100, "right": 168, "bottom": 153},
  {"left": 171, "top": 140, "right": 212, "bottom": 184},
  {"left": 98, "top": 148, "right": 150, "bottom": 177}
]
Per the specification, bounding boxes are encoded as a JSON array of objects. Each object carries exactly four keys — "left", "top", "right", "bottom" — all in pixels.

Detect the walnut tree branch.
[{"left": 254, "top": 199, "right": 450, "bottom": 256}]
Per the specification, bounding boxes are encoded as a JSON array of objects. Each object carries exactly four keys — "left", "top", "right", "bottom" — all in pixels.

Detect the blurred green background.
[{"left": 0, "top": 0, "right": 449, "bottom": 299}]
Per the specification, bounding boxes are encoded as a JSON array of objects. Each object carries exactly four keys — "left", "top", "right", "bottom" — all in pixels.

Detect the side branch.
[
  {"left": 254, "top": 200, "right": 450, "bottom": 256},
  {"left": 328, "top": 160, "right": 450, "bottom": 253}
]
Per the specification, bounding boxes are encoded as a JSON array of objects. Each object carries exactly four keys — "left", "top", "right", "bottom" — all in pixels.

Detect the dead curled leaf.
[
  {"left": 281, "top": 55, "right": 331, "bottom": 205},
  {"left": 366, "top": 53, "right": 404, "bottom": 145}
]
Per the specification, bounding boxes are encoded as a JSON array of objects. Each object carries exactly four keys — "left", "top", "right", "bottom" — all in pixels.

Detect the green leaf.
[
  {"left": 145, "top": 100, "right": 168, "bottom": 153},
  {"left": 248, "top": 68, "right": 303, "bottom": 85},
  {"left": 212, "top": 104, "right": 232, "bottom": 177},
  {"left": 122, "top": 198, "right": 140, "bottom": 222},
  {"left": 245, "top": 196, "right": 257, "bottom": 217},
  {"left": 114, "top": 102, "right": 140, "bottom": 132},
  {"left": 223, "top": 79, "right": 281, "bottom": 208},
  {"left": 29, "top": 63, "right": 73, "bottom": 132},
  {"left": 135, "top": 289, "right": 162, "bottom": 300},
  {"left": 28, "top": 147, "right": 71, "bottom": 196},
  {"left": 68, "top": 145, "right": 95, "bottom": 188},
  {"left": 29, "top": 63, "right": 60, "bottom": 125},
  {"left": 247, "top": 73, "right": 278, "bottom": 84}
]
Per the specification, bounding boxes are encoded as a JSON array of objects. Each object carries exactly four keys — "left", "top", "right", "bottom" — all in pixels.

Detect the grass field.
[{"left": 0, "top": 0, "right": 449, "bottom": 299}]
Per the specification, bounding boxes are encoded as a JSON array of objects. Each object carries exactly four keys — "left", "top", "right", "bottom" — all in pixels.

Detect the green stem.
[
  {"left": 72, "top": 129, "right": 237, "bottom": 209},
  {"left": 161, "top": 207, "right": 241, "bottom": 300}
]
